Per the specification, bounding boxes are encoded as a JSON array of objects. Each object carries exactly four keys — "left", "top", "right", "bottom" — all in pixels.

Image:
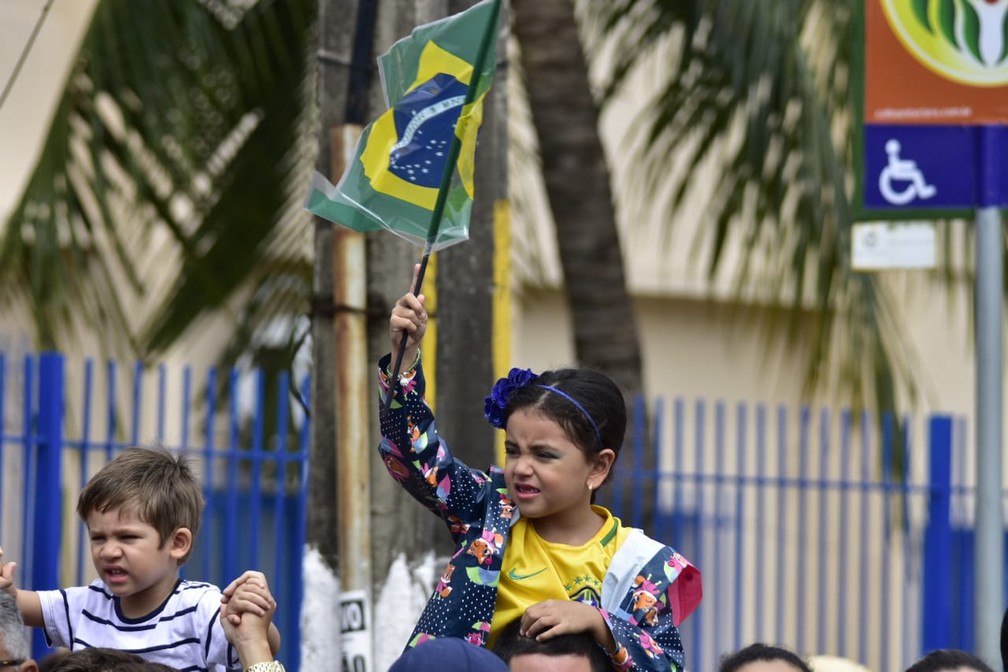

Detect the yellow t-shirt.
[{"left": 488, "top": 505, "right": 630, "bottom": 648}]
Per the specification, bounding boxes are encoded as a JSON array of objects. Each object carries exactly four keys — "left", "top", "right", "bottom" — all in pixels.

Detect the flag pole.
[{"left": 383, "top": 0, "right": 502, "bottom": 407}]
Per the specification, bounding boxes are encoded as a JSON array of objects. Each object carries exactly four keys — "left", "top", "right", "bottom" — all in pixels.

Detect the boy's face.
[{"left": 86, "top": 506, "right": 191, "bottom": 617}]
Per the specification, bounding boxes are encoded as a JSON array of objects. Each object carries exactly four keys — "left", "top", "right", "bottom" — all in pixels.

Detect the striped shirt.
[{"left": 38, "top": 579, "right": 238, "bottom": 672}]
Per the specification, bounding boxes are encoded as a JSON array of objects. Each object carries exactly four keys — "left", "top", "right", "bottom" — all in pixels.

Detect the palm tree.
[
  {"left": 578, "top": 0, "right": 932, "bottom": 419},
  {"left": 0, "top": 0, "right": 316, "bottom": 361},
  {"left": 511, "top": 0, "right": 645, "bottom": 402}
]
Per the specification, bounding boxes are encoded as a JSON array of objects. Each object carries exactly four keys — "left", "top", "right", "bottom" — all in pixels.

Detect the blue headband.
[{"left": 536, "top": 385, "right": 603, "bottom": 448}]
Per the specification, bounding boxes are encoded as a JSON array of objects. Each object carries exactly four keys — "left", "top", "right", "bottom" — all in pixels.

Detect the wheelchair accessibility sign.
[
  {"left": 857, "top": 1, "right": 1008, "bottom": 215},
  {"left": 863, "top": 125, "right": 984, "bottom": 209}
]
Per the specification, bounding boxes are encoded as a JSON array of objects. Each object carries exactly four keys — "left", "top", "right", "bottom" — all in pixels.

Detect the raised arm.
[
  {"left": 388, "top": 263, "right": 428, "bottom": 375},
  {"left": 0, "top": 547, "right": 43, "bottom": 628}
]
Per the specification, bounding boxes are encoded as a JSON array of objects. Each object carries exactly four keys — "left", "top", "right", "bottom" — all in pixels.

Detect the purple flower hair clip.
[{"left": 484, "top": 367, "right": 539, "bottom": 429}]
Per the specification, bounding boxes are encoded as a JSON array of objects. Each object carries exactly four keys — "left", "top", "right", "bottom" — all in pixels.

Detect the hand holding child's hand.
[
  {"left": 0, "top": 547, "right": 17, "bottom": 598},
  {"left": 221, "top": 571, "right": 276, "bottom": 626},
  {"left": 520, "top": 599, "right": 607, "bottom": 643},
  {"left": 389, "top": 264, "right": 427, "bottom": 363}
]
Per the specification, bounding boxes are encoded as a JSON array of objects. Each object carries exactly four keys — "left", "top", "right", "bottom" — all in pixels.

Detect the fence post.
[
  {"left": 922, "top": 414, "right": 953, "bottom": 653},
  {"left": 32, "top": 352, "right": 64, "bottom": 657}
]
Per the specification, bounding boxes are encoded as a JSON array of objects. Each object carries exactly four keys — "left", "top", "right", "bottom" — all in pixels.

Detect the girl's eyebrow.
[{"left": 506, "top": 440, "right": 561, "bottom": 452}]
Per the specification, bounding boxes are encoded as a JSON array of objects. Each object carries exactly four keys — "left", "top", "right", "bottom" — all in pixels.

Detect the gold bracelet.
[
  {"left": 245, "top": 662, "right": 285, "bottom": 672},
  {"left": 401, "top": 349, "right": 421, "bottom": 375}
]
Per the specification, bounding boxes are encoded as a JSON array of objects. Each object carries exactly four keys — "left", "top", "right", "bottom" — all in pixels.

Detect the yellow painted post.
[{"left": 492, "top": 199, "right": 511, "bottom": 465}]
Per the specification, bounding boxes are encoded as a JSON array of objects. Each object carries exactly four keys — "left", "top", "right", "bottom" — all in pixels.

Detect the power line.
[{"left": 0, "top": 0, "right": 56, "bottom": 114}]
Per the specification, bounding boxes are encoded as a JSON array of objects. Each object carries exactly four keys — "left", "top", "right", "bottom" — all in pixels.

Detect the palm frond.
[
  {"left": 583, "top": 0, "right": 928, "bottom": 415},
  {"left": 0, "top": 0, "right": 316, "bottom": 361}
]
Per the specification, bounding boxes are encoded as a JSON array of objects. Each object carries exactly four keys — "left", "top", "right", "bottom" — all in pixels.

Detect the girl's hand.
[
  {"left": 520, "top": 599, "right": 608, "bottom": 644},
  {"left": 389, "top": 264, "right": 427, "bottom": 363}
]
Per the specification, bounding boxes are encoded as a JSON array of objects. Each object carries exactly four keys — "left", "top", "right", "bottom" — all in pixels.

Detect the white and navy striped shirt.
[{"left": 38, "top": 579, "right": 238, "bottom": 672}]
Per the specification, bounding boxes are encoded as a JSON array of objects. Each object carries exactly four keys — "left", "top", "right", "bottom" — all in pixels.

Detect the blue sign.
[{"left": 863, "top": 125, "right": 1008, "bottom": 210}]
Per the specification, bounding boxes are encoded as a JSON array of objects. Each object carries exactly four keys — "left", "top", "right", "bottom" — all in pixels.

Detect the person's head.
[
  {"left": 904, "top": 649, "right": 994, "bottom": 672},
  {"left": 493, "top": 619, "right": 610, "bottom": 672},
  {"left": 35, "top": 650, "right": 70, "bottom": 672},
  {"left": 485, "top": 368, "right": 624, "bottom": 521},
  {"left": 0, "top": 592, "right": 38, "bottom": 672},
  {"left": 77, "top": 447, "right": 203, "bottom": 604},
  {"left": 45, "top": 647, "right": 176, "bottom": 671},
  {"left": 1001, "top": 607, "right": 1008, "bottom": 672},
  {"left": 719, "top": 643, "right": 812, "bottom": 672},
  {"left": 388, "top": 638, "right": 508, "bottom": 672},
  {"left": 78, "top": 447, "right": 203, "bottom": 562}
]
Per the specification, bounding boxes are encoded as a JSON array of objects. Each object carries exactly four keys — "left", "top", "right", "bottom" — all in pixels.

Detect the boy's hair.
[
  {"left": 505, "top": 368, "right": 626, "bottom": 481},
  {"left": 46, "top": 647, "right": 177, "bottom": 672},
  {"left": 492, "top": 618, "right": 611, "bottom": 672},
  {"left": 905, "top": 649, "right": 994, "bottom": 672},
  {"left": 1001, "top": 607, "right": 1008, "bottom": 672},
  {"left": 77, "top": 447, "right": 204, "bottom": 561},
  {"left": 718, "top": 643, "right": 812, "bottom": 672}
]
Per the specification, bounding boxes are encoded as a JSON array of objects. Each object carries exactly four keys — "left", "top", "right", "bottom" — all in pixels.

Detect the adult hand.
[{"left": 221, "top": 571, "right": 276, "bottom": 625}]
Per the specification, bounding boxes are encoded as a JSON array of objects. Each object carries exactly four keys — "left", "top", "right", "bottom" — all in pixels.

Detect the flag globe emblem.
[
  {"left": 389, "top": 73, "right": 467, "bottom": 188},
  {"left": 882, "top": 0, "right": 1008, "bottom": 85},
  {"left": 360, "top": 40, "right": 484, "bottom": 212}
]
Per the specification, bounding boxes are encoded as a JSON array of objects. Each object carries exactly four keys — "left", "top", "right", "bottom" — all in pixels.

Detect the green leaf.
[
  {"left": 0, "top": 0, "right": 316, "bottom": 358},
  {"left": 911, "top": 0, "right": 932, "bottom": 32},
  {"left": 937, "top": 0, "right": 958, "bottom": 50},
  {"left": 1002, "top": 6, "right": 1008, "bottom": 63},
  {"left": 961, "top": 0, "right": 983, "bottom": 63}
]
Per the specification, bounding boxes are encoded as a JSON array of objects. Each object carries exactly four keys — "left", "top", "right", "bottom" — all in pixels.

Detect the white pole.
[{"left": 974, "top": 123, "right": 1004, "bottom": 668}]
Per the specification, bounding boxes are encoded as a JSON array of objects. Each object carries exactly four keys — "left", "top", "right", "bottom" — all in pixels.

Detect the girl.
[{"left": 379, "top": 278, "right": 702, "bottom": 671}]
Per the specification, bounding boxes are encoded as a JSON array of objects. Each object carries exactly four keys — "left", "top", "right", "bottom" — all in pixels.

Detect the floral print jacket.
[{"left": 378, "top": 356, "right": 703, "bottom": 671}]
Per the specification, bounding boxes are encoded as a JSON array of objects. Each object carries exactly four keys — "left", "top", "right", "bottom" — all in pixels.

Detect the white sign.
[
  {"left": 339, "top": 591, "right": 372, "bottom": 672},
  {"left": 852, "top": 222, "right": 936, "bottom": 270}
]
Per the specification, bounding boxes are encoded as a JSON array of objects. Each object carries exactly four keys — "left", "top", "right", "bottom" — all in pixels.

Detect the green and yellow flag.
[{"left": 306, "top": 0, "right": 500, "bottom": 251}]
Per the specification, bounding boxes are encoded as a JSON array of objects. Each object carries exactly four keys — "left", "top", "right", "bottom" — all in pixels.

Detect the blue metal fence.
[
  {"left": 599, "top": 397, "right": 973, "bottom": 672},
  {"left": 1, "top": 351, "right": 991, "bottom": 672},
  {"left": 0, "top": 352, "right": 310, "bottom": 671}
]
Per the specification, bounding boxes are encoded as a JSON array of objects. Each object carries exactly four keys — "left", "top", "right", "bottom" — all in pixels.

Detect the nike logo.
[{"left": 508, "top": 567, "right": 547, "bottom": 581}]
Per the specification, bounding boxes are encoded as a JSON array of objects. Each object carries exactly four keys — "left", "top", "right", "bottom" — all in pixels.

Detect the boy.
[{"left": 0, "top": 447, "right": 280, "bottom": 671}]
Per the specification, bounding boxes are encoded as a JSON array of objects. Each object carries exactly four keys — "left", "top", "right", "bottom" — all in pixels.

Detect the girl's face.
[{"left": 503, "top": 408, "right": 614, "bottom": 539}]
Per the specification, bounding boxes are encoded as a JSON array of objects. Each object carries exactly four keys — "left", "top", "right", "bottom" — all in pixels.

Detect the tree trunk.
[
  {"left": 510, "top": 0, "right": 643, "bottom": 397},
  {"left": 305, "top": 0, "right": 356, "bottom": 668},
  {"left": 307, "top": 0, "right": 355, "bottom": 608},
  {"left": 511, "top": 0, "right": 650, "bottom": 521}
]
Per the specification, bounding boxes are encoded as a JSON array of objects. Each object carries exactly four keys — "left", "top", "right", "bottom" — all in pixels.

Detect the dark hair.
[
  {"left": 905, "top": 649, "right": 994, "bottom": 672},
  {"left": 719, "top": 643, "right": 812, "bottom": 672},
  {"left": 505, "top": 368, "right": 626, "bottom": 475},
  {"left": 47, "top": 647, "right": 178, "bottom": 671},
  {"left": 78, "top": 446, "right": 204, "bottom": 562},
  {"left": 492, "top": 618, "right": 611, "bottom": 672},
  {"left": 1001, "top": 607, "right": 1008, "bottom": 672}
]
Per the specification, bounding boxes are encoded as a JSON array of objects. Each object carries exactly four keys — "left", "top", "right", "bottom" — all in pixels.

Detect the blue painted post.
[
  {"left": 922, "top": 415, "right": 953, "bottom": 653},
  {"left": 32, "top": 352, "right": 64, "bottom": 658}
]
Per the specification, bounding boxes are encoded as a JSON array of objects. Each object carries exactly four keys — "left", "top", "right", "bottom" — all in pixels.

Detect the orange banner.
[{"left": 865, "top": 0, "right": 1008, "bottom": 124}]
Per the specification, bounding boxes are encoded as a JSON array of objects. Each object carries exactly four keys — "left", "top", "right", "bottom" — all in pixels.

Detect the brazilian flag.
[{"left": 306, "top": 0, "right": 500, "bottom": 251}]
